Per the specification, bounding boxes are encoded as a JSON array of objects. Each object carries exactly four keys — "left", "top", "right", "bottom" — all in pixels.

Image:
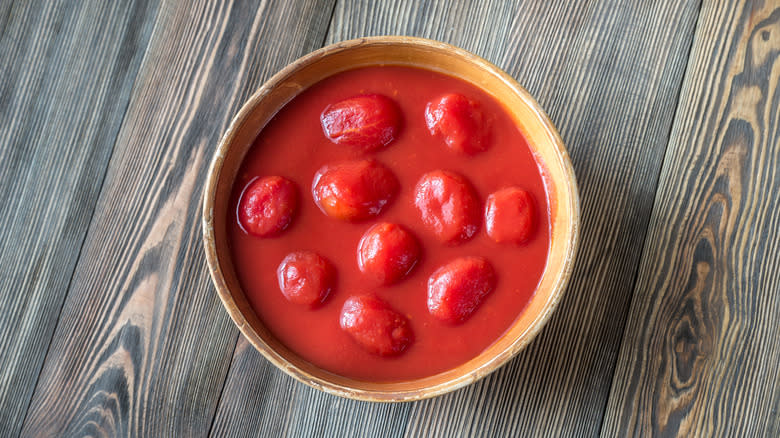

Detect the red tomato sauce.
[{"left": 227, "top": 66, "right": 550, "bottom": 382}]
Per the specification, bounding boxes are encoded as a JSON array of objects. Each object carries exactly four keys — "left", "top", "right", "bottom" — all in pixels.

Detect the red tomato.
[
  {"left": 321, "top": 94, "right": 402, "bottom": 152},
  {"left": 312, "top": 159, "right": 399, "bottom": 222},
  {"left": 414, "top": 170, "right": 480, "bottom": 244},
  {"left": 485, "top": 187, "right": 537, "bottom": 244},
  {"left": 340, "top": 295, "right": 414, "bottom": 356},
  {"left": 238, "top": 176, "right": 298, "bottom": 237},
  {"left": 427, "top": 257, "right": 497, "bottom": 324},
  {"left": 277, "top": 251, "right": 336, "bottom": 307},
  {"left": 357, "top": 223, "right": 421, "bottom": 285},
  {"left": 425, "top": 93, "right": 489, "bottom": 154}
]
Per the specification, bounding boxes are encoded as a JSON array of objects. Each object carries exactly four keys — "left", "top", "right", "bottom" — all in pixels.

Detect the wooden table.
[{"left": 2, "top": 0, "right": 778, "bottom": 436}]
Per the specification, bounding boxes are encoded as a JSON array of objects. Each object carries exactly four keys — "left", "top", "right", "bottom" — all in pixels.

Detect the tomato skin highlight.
[
  {"left": 485, "top": 187, "right": 537, "bottom": 244},
  {"left": 238, "top": 176, "right": 298, "bottom": 237},
  {"left": 276, "top": 251, "right": 337, "bottom": 308},
  {"left": 312, "top": 159, "right": 400, "bottom": 222},
  {"left": 425, "top": 93, "right": 490, "bottom": 155},
  {"left": 321, "top": 94, "right": 402, "bottom": 152},
  {"left": 357, "top": 223, "right": 421, "bottom": 285},
  {"left": 414, "top": 170, "right": 481, "bottom": 244},
  {"left": 427, "top": 257, "right": 497, "bottom": 324},
  {"left": 340, "top": 295, "right": 415, "bottom": 357}
]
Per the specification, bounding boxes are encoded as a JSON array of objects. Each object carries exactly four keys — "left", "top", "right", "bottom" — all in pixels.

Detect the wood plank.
[
  {"left": 0, "top": 1, "right": 13, "bottom": 37},
  {"left": 602, "top": 0, "right": 780, "bottom": 436},
  {"left": 210, "top": 1, "right": 701, "bottom": 437},
  {"left": 0, "top": 1, "right": 160, "bottom": 435},
  {"left": 19, "top": 0, "right": 334, "bottom": 436}
]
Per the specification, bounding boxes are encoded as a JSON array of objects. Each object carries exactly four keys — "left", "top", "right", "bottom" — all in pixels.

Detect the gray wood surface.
[
  {"left": 0, "top": 1, "right": 159, "bottom": 435},
  {"left": 602, "top": 0, "right": 780, "bottom": 436},
  {"left": 1, "top": 0, "right": 778, "bottom": 436},
  {"left": 211, "top": 0, "right": 701, "bottom": 436},
  {"left": 18, "top": 1, "right": 333, "bottom": 436}
]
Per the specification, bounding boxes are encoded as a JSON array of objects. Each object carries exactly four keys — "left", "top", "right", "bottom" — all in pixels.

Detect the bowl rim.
[{"left": 202, "top": 35, "right": 580, "bottom": 402}]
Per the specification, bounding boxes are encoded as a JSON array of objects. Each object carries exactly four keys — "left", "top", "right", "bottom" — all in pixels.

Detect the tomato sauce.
[{"left": 227, "top": 65, "right": 549, "bottom": 381}]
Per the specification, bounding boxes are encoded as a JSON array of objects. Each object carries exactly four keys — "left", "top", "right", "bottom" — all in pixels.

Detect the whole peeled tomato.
[
  {"left": 425, "top": 93, "right": 490, "bottom": 155},
  {"left": 485, "top": 187, "right": 537, "bottom": 244},
  {"left": 414, "top": 170, "right": 480, "bottom": 244},
  {"left": 427, "top": 256, "right": 497, "bottom": 324},
  {"left": 238, "top": 176, "right": 298, "bottom": 237},
  {"left": 340, "top": 295, "right": 414, "bottom": 357},
  {"left": 277, "top": 251, "right": 336, "bottom": 308},
  {"left": 312, "top": 159, "right": 399, "bottom": 222},
  {"left": 320, "top": 94, "right": 402, "bottom": 152},
  {"left": 357, "top": 223, "right": 421, "bottom": 285}
]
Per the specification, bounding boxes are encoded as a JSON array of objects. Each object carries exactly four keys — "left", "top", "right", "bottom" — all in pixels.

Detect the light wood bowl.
[{"left": 203, "top": 36, "right": 579, "bottom": 402}]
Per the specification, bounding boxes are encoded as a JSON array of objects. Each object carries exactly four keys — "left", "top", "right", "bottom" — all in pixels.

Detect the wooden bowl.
[{"left": 203, "top": 36, "right": 579, "bottom": 402}]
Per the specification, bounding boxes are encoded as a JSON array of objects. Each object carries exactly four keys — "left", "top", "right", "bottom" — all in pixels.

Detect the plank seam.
[
  {"left": 595, "top": 0, "right": 706, "bottom": 436},
  {"left": 206, "top": 333, "right": 241, "bottom": 438},
  {"left": 322, "top": 0, "right": 338, "bottom": 46},
  {"left": 0, "top": 3, "right": 11, "bottom": 39},
  {"left": 14, "top": 2, "right": 164, "bottom": 434}
]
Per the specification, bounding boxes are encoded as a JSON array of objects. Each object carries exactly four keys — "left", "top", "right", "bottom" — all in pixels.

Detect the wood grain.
[
  {"left": 602, "top": 0, "right": 780, "bottom": 436},
  {"left": 10, "top": 0, "right": 777, "bottom": 435},
  {"left": 0, "top": 1, "right": 159, "bottom": 435},
  {"left": 18, "top": 0, "right": 333, "bottom": 436},
  {"left": 210, "top": 0, "right": 701, "bottom": 437}
]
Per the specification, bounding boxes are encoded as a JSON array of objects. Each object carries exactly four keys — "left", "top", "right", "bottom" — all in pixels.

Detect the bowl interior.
[{"left": 203, "top": 37, "right": 579, "bottom": 401}]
